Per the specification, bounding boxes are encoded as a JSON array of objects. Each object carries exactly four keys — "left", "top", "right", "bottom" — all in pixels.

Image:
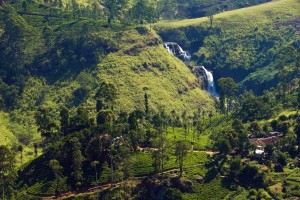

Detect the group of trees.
[
  {"left": 0, "top": 146, "right": 16, "bottom": 199},
  {"left": 224, "top": 156, "right": 266, "bottom": 188},
  {"left": 22, "top": 81, "right": 200, "bottom": 193},
  {"left": 35, "top": 0, "right": 159, "bottom": 24},
  {"left": 214, "top": 119, "right": 250, "bottom": 155}
]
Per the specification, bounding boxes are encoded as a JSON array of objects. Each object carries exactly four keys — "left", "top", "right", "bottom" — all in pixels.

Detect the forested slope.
[
  {"left": 0, "top": 2, "right": 214, "bottom": 147},
  {"left": 154, "top": 0, "right": 300, "bottom": 94}
]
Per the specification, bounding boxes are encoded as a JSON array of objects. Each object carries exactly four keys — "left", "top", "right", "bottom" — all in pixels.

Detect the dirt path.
[
  {"left": 41, "top": 180, "right": 142, "bottom": 200},
  {"left": 39, "top": 162, "right": 208, "bottom": 199},
  {"left": 36, "top": 150, "right": 215, "bottom": 199}
]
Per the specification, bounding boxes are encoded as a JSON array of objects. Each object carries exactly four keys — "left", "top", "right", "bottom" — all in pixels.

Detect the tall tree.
[
  {"left": 103, "top": 0, "right": 129, "bottom": 23},
  {"left": 153, "top": 136, "right": 168, "bottom": 180},
  {"left": 18, "top": 144, "right": 23, "bottom": 164},
  {"left": 36, "top": 108, "right": 58, "bottom": 139},
  {"left": 97, "top": 109, "right": 114, "bottom": 132},
  {"left": 144, "top": 92, "right": 149, "bottom": 115},
  {"left": 60, "top": 106, "right": 70, "bottom": 135},
  {"left": 95, "top": 82, "right": 117, "bottom": 109},
  {"left": 91, "top": 161, "right": 99, "bottom": 182},
  {"left": 49, "top": 159, "right": 63, "bottom": 195},
  {"left": 70, "top": 137, "right": 84, "bottom": 188},
  {"left": 0, "top": 145, "right": 15, "bottom": 199},
  {"left": 174, "top": 140, "right": 189, "bottom": 178},
  {"left": 33, "top": 143, "right": 38, "bottom": 156},
  {"left": 217, "top": 77, "right": 237, "bottom": 114},
  {"left": 216, "top": 138, "right": 231, "bottom": 156}
]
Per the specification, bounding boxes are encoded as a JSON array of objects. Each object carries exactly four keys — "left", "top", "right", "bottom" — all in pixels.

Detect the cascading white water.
[
  {"left": 163, "top": 42, "right": 217, "bottom": 97},
  {"left": 177, "top": 45, "right": 191, "bottom": 60},
  {"left": 163, "top": 42, "right": 191, "bottom": 61},
  {"left": 201, "top": 66, "right": 218, "bottom": 97}
]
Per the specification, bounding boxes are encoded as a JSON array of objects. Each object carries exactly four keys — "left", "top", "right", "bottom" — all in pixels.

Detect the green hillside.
[
  {"left": 95, "top": 29, "right": 214, "bottom": 113},
  {"left": 0, "top": 3, "right": 214, "bottom": 154},
  {"left": 0, "top": 0, "right": 300, "bottom": 199},
  {"left": 0, "top": 112, "right": 16, "bottom": 146},
  {"left": 154, "top": 0, "right": 300, "bottom": 28},
  {"left": 154, "top": 0, "right": 300, "bottom": 94}
]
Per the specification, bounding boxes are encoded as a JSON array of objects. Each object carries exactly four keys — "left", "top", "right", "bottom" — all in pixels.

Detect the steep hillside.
[
  {"left": 95, "top": 29, "right": 214, "bottom": 113},
  {"left": 154, "top": 0, "right": 300, "bottom": 94},
  {"left": 0, "top": 4, "right": 214, "bottom": 149}
]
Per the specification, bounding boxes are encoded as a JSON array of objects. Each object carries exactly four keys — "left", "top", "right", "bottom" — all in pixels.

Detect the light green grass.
[
  {"left": 154, "top": 0, "right": 300, "bottom": 29},
  {"left": 166, "top": 127, "right": 212, "bottom": 150},
  {"left": 0, "top": 112, "right": 17, "bottom": 146},
  {"left": 130, "top": 151, "right": 209, "bottom": 177},
  {"left": 183, "top": 178, "right": 231, "bottom": 200},
  {"left": 96, "top": 29, "right": 214, "bottom": 114},
  {"left": 0, "top": 111, "right": 42, "bottom": 168}
]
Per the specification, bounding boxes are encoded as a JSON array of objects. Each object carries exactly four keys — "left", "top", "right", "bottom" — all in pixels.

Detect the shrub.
[
  {"left": 17, "top": 133, "right": 32, "bottom": 145},
  {"left": 164, "top": 188, "right": 182, "bottom": 200},
  {"left": 278, "top": 115, "right": 288, "bottom": 121},
  {"left": 135, "top": 26, "right": 148, "bottom": 35}
]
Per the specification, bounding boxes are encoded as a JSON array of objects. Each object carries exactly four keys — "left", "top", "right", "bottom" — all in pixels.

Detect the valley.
[{"left": 0, "top": 0, "right": 299, "bottom": 199}]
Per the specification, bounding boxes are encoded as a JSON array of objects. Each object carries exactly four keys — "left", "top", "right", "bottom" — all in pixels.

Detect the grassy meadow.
[{"left": 154, "top": 0, "right": 300, "bottom": 29}]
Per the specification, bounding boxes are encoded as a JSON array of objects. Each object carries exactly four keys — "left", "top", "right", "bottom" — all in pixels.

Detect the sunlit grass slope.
[
  {"left": 0, "top": 112, "right": 17, "bottom": 146},
  {"left": 96, "top": 29, "right": 214, "bottom": 113},
  {"left": 154, "top": 0, "right": 300, "bottom": 29}
]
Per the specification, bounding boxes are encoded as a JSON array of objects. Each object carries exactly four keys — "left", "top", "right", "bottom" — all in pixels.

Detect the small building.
[{"left": 250, "top": 136, "right": 280, "bottom": 148}]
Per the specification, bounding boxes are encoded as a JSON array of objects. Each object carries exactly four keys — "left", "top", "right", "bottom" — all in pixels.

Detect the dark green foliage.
[
  {"left": 164, "top": 188, "right": 182, "bottom": 200},
  {"left": 49, "top": 159, "right": 63, "bottom": 194},
  {"left": 36, "top": 108, "right": 58, "bottom": 138},
  {"left": 144, "top": 93, "right": 149, "bottom": 115},
  {"left": 95, "top": 82, "right": 117, "bottom": 109},
  {"left": 128, "top": 0, "right": 158, "bottom": 24},
  {"left": 217, "top": 77, "right": 237, "bottom": 98},
  {"left": 18, "top": 144, "right": 23, "bottom": 163},
  {"left": 270, "top": 119, "right": 278, "bottom": 131},
  {"left": 232, "top": 119, "right": 244, "bottom": 133},
  {"left": 276, "top": 151, "right": 287, "bottom": 167},
  {"left": 96, "top": 109, "right": 114, "bottom": 132},
  {"left": 237, "top": 91, "right": 275, "bottom": 122},
  {"left": 0, "top": 145, "right": 16, "bottom": 199},
  {"left": 228, "top": 156, "right": 242, "bottom": 180},
  {"left": 34, "top": 143, "right": 38, "bottom": 156},
  {"left": 70, "top": 137, "right": 84, "bottom": 188},
  {"left": 174, "top": 140, "right": 189, "bottom": 177},
  {"left": 157, "top": 0, "right": 271, "bottom": 19},
  {"left": 239, "top": 165, "right": 265, "bottom": 188},
  {"left": 128, "top": 110, "right": 144, "bottom": 130},
  {"left": 159, "top": 29, "right": 190, "bottom": 49},
  {"left": 216, "top": 138, "right": 231, "bottom": 155},
  {"left": 60, "top": 106, "right": 70, "bottom": 135},
  {"left": 102, "top": 0, "right": 129, "bottom": 22},
  {"left": 69, "top": 107, "right": 90, "bottom": 133}
]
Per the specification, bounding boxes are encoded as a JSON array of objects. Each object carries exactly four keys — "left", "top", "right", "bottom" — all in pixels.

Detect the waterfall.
[
  {"left": 200, "top": 66, "right": 218, "bottom": 97},
  {"left": 163, "top": 42, "right": 191, "bottom": 61},
  {"left": 163, "top": 42, "right": 217, "bottom": 97}
]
